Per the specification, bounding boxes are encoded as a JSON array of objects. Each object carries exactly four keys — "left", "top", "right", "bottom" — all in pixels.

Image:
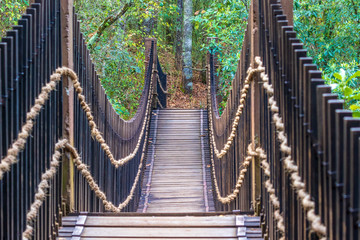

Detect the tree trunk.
[
  {"left": 175, "top": 0, "right": 183, "bottom": 70},
  {"left": 182, "top": 0, "right": 193, "bottom": 93},
  {"left": 144, "top": 18, "right": 155, "bottom": 36},
  {"left": 143, "top": 1, "right": 157, "bottom": 36},
  {"left": 88, "top": 2, "right": 132, "bottom": 49}
]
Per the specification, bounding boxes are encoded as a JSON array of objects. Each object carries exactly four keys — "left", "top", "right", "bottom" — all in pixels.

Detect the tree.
[
  {"left": 182, "top": 0, "right": 193, "bottom": 93},
  {"left": 87, "top": 2, "right": 133, "bottom": 49},
  {"left": 174, "top": 0, "right": 183, "bottom": 70}
]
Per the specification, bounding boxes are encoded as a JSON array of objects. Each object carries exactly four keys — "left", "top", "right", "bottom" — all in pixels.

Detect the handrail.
[
  {"left": 0, "top": 1, "right": 165, "bottom": 237},
  {"left": 207, "top": 1, "right": 360, "bottom": 240},
  {"left": 22, "top": 61, "right": 156, "bottom": 239}
]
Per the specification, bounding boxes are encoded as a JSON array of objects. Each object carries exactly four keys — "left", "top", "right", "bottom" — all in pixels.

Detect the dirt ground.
[{"left": 159, "top": 50, "right": 208, "bottom": 109}]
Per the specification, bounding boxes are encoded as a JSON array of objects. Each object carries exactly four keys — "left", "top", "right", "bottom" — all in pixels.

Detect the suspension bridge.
[{"left": 0, "top": 0, "right": 359, "bottom": 239}]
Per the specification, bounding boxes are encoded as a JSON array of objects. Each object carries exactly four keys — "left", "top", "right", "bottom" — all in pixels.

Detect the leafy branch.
[{"left": 88, "top": 2, "right": 133, "bottom": 49}]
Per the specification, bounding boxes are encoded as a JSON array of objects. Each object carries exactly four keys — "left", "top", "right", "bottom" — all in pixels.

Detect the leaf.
[
  {"left": 344, "top": 87, "right": 353, "bottom": 97},
  {"left": 352, "top": 93, "right": 360, "bottom": 100},
  {"left": 350, "top": 104, "right": 360, "bottom": 111},
  {"left": 353, "top": 112, "right": 360, "bottom": 118},
  {"left": 346, "top": 70, "right": 360, "bottom": 84},
  {"left": 333, "top": 72, "right": 342, "bottom": 81}
]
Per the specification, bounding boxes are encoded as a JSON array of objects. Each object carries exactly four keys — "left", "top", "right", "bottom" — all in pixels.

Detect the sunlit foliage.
[
  {"left": 294, "top": 0, "right": 360, "bottom": 116},
  {"left": 193, "top": 0, "right": 249, "bottom": 111},
  {"left": 1, "top": 0, "right": 359, "bottom": 117},
  {"left": 0, "top": 0, "right": 29, "bottom": 38}
]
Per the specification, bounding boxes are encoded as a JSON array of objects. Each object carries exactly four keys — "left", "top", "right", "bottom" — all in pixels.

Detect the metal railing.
[
  {"left": 156, "top": 56, "right": 167, "bottom": 109},
  {"left": 207, "top": 0, "right": 360, "bottom": 239},
  {"left": 0, "top": 1, "right": 62, "bottom": 238},
  {"left": 0, "top": 1, "right": 166, "bottom": 239}
]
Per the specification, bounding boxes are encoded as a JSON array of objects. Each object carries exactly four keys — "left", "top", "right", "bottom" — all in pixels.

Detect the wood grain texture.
[
  {"left": 58, "top": 214, "right": 263, "bottom": 239},
  {"left": 138, "top": 109, "right": 214, "bottom": 213}
]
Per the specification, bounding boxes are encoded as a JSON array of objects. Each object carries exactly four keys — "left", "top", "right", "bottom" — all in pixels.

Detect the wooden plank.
[
  {"left": 81, "top": 227, "right": 238, "bottom": 238},
  {"left": 84, "top": 216, "right": 236, "bottom": 227},
  {"left": 80, "top": 238, "right": 238, "bottom": 240},
  {"left": 139, "top": 109, "right": 210, "bottom": 212}
]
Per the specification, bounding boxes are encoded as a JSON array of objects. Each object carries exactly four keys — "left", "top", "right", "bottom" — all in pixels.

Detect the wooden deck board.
[
  {"left": 138, "top": 109, "right": 214, "bottom": 213},
  {"left": 57, "top": 110, "right": 263, "bottom": 240},
  {"left": 81, "top": 227, "right": 238, "bottom": 238},
  {"left": 84, "top": 216, "right": 236, "bottom": 227}
]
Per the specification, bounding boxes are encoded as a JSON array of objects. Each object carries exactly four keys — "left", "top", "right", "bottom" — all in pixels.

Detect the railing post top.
[
  {"left": 280, "top": 0, "right": 293, "bottom": 25},
  {"left": 145, "top": 38, "right": 157, "bottom": 43}
]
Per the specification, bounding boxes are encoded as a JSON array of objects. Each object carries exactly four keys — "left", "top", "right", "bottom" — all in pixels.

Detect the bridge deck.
[
  {"left": 57, "top": 109, "right": 262, "bottom": 239},
  {"left": 138, "top": 109, "right": 214, "bottom": 213},
  {"left": 58, "top": 213, "right": 262, "bottom": 239}
]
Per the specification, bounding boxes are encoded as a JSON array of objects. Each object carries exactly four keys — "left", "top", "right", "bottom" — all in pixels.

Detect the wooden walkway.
[
  {"left": 58, "top": 213, "right": 262, "bottom": 239},
  {"left": 57, "top": 109, "right": 263, "bottom": 239},
  {"left": 138, "top": 109, "right": 214, "bottom": 213}
]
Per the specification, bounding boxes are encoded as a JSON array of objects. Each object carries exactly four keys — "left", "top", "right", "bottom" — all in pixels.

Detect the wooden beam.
[
  {"left": 60, "top": 0, "right": 75, "bottom": 213},
  {"left": 250, "top": 0, "right": 261, "bottom": 214},
  {"left": 280, "top": 0, "right": 293, "bottom": 25},
  {"left": 145, "top": 38, "right": 158, "bottom": 108}
]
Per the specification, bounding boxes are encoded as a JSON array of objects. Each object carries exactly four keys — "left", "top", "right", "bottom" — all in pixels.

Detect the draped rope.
[
  {"left": 255, "top": 147, "right": 285, "bottom": 240},
  {"left": 207, "top": 55, "right": 326, "bottom": 238},
  {"left": 22, "top": 66, "right": 154, "bottom": 239},
  {"left": 207, "top": 63, "right": 265, "bottom": 159},
  {"left": 209, "top": 141, "right": 253, "bottom": 204},
  {"left": 255, "top": 57, "right": 326, "bottom": 239},
  {"left": 206, "top": 58, "right": 265, "bottom": 203},
  {"left": 22, "top": 139, "right": 68, "bottom": 240},
  {"left": 156, "top": 97, "right": 165, "bottom": 109},
  {"left": 209, "top": 139, "right": 285, "bottom": 238},
  {"left": 157, "top": 75, "right": 168, "bottom": 94},
  {"left": 22, "top": 130, "right": 149, "bottom": 239},
  {"left": 0, "top": 66, "right": 154, "bottom": 180}
]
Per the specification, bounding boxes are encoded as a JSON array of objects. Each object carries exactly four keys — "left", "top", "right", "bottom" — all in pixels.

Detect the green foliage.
[
  {"left": 294, "top": 0, "right": 360, "bottom": 116},
  {"left": 193, "top": 0, "right": 249, "bottom": 112},
  {"left": 75, "top": 0, "right": 145, "bottom": 119},
  {"left": 75, "top": 0, "right": 180, "bottom": 119},
  {"left": 325, "top": 69, "right": 360, "bottom": 117},
  {"left": 3, "top": 0, "right": 358, "bottom": 119},
  {"left": 0, "top": 0, "right": 29, "bottom": 38}
]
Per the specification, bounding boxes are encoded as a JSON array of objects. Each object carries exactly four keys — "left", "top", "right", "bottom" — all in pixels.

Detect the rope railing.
[
  {"left": 157, "top": 75, "right": 168, "bottom": 94},
  {"left": 255, "top": 57, "right": 327, "bottom": 239},
  {"left": 21, "top": 65, "right": 155, "bottom": 239},
  {"left": 208, "top": 56, "right": 327, "bottom": 239},
  {"left": 209, "top": 139, "right": 285, "bottom": 238},
  {"left": 256, "top": 147, "right": 285, "bottom": 240},
  {"left": 207, "top": 62, "right": 264, "bottom": 159},
  {"left": 0, "top": 66, "right": 154, "bottom": 180}
]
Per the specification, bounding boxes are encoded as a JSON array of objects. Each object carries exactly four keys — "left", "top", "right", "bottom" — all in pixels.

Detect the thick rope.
[
  {"left": 0, "top": 66, "right": 154, "bottom": 180},
  {"left": 207, "top": 55, "right": 326, "bottom": 238},
  {"left": 209, "top": 138, "right": 285, "bottom": 239},
  {"left": 22, "top": 139, "right": 68, "bottom": 240},
  {"left": 22, "top": 131, "right": 149, "bottom": 239},
  {"left": 0, "top": 71, "right": 65, "bottom": 180},
  {"left": 21, "top": 66, "right": 155, "bottom": 239},
  {"left": 22, "top": 90, "right": 151, "bottom": 238},
  {"left": 255, "top": 147, "right": 285, "bottom": 240},
  {"left": 207, "top": 63, "right": 265, "bottom": 159},
  {"left": 157, "top": 75, "right": 168, "bottom": 94},
  {"left": 156, "top": 96, "right": 165, "bottom": 109},
  {"left": 255, "top": 57, "right": 327, "bottom": 239},
  {"left": 209, "top": 141, "right": 253, "bottom": 204}
]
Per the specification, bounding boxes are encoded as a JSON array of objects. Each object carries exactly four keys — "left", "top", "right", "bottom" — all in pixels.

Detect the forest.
[{"left": 1, "top": 0, "right": 359, "bottom": 118}]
